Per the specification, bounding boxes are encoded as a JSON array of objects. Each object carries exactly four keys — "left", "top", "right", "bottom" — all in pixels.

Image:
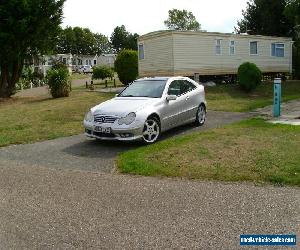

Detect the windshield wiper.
[
  {"left": 120, "top": 95, "right": 136, "bottom": 97},
  {"left": 138, "top": 95, "right": 151, "bottom": 97}
]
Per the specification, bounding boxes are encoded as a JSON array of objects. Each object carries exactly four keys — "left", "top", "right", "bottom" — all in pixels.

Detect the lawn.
[
  {"left": 206, "top": 80, "right": 300, "bottom": 112},
  {"left": 0, "top": 89, "right": 113, "bottom": 147},
  {"left": 70, "top": 73, "right": 91, "bottom": 80},
  {"left": 117, "top": 119, "right": 300, "bottom": 186}
]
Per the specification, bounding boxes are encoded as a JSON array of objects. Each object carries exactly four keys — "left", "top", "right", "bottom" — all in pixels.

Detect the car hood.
[{"left": 91, "top": 97, "right": 161, "bottom": 117}]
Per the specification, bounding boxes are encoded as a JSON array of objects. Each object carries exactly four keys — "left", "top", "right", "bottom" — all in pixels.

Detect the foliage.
[
  {"left": 237, "top": 62, "right": 262, "bottom": 92},
  {"left": 110, "top": 25, "right": 139, "bottom": 52},
  {"left": 284, "top": 0, "right": 300, "bottom": 78},
  {"left": 164, "top": 9, "right": 201, "bottom": 31},
  {"left": 56, "top": 26, "right": 112, "bottom": 55},
  {"left": 284, "top": 0, "right": 300, "bottom": 27},
  {"left": 114, "top": 50, "right": 138, "bottom": 85},
  {"left": 16, "top": 66, "right": 45, "bottom": 91},
  {"left": 46, "top": 66, "right": 71, "bottom": 98},
  {"left": 92, "top": 66, "right": 114, "bottom": 80},
  {"left": 292, "top": 45, "right": 300, "bottom": 79},
  {"left": 235, "top": 0, "right": 292, "bottom": 36},
  {"left": 0, "top": 0, "right": 65, "bottom": 98}
]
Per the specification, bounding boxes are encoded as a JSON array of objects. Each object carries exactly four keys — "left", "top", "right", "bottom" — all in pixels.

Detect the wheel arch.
[{"left": 147, "top": 113, "right": 161, "bottom": 125}]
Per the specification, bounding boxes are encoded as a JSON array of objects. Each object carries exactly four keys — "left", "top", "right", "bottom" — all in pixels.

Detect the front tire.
[
  {"left": 142, "top": 117, "right": 160, "bottom": 144},
  {"left": 195, "top": 104, "right": 206, "bottom": 126}
]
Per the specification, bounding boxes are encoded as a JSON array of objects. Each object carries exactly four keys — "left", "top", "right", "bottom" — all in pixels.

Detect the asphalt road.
[{"left": 0, "top": 111, "right": 299, "bottom": 249}]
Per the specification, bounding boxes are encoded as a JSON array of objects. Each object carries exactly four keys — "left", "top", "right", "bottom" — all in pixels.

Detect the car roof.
[{"left": 136, "top": 76, "right": 187, "bottom": 81}]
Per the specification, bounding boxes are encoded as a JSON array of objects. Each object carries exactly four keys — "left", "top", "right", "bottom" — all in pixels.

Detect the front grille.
[
  {"left": 94, "top": 114, "right": 118, "bottom": 124},
  {"left": 93, "top": 131, "right": 116, "bottom": 138}
]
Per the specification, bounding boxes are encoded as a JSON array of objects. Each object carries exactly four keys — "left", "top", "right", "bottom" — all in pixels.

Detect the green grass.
[
  {"left": 206, "top": 80, "right": 300, "bottom": 112},
  {"left": 0, "top": 89, "right": 113, "bottom": 147},
  {"left": 117, "top": 119, "right": 300, "bottom": 186},
  {"left": 70, "top": 73, "right": 91, "bottom": 80}
]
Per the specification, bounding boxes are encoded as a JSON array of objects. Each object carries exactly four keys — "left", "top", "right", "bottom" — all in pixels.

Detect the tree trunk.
[{"left": 0, "top": 60, "right": 23, "bottom": 98}]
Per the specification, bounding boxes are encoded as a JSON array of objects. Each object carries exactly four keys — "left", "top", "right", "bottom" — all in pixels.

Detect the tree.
[
  {"left": 0, "top": 0, "right": 65, "bottom": 98},
  {"left": 92, "top": 66, "right": 114, "bottom": 81},
  {"left": 111, "top": 25, "right": 128, "bottom": 52},
  {"left": 56, "top": 27, "right": 113, "bottom": 55},
  {"left": 126, "top": 33, "right": 139, "bottom": 51},
  {"left": 284, "top": 0, "right": 300, "bottom": 27},
  {"left": 235, "top": 0, "right": 292, "bottom": 36},
  {"left": 110, "top": 25, "right": 139, "bottom": 52},
  {"left": 93, "top": 33, "right": 112, "bottom": 54},
  {"left": 114, "top": 50, "right": 138, "bottom": 85},
  {"left": 284, "top": 0, "right": 300, "bottom": 78},
  {"left": 164, "top": 9, "right": 201, "bottom": 31}
]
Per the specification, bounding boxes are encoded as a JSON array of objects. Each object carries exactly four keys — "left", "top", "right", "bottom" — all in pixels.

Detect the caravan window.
[
  {"left": 215, "top": 39, "right": 221, "bottom": 55},
  {"left": 250, "top": 41, "right": 258, "bottom": 55},
  {"left": 229, "top": 40, "right": 235, "bottom": 55},
  {"left": 139, "top": 43, "right": 145, "bottom": 60},
  {"left": 272, "top": 43, "right": 284, "bottom": 57}
]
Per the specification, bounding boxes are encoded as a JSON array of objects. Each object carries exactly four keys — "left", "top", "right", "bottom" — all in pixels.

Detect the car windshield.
[{"left": 118, "top": 80, "right": 167, "bottom": 98}]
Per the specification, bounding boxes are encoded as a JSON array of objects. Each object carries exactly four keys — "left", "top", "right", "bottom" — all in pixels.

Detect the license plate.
[{"left": 94, "top": 126, "right": 111, "bottom": 133}]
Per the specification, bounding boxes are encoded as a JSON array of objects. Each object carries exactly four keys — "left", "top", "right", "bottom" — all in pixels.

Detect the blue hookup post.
[{"left": 273, "top": 78, "right": 281, "bottom": 117}]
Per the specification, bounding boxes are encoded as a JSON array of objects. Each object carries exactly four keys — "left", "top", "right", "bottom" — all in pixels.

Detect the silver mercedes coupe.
[{"left": 83, "top": 76, "right": 206, "bottom": 144}]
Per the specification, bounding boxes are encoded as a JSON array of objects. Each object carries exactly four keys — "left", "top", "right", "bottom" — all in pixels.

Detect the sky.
[{"left": 62, "top": 0, "right": 248, "bottom": 37}]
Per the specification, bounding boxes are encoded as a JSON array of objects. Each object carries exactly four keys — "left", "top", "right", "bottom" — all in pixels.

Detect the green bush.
[
  {"left": 238, "top": 62, "right": 262, "bottom": 92},
  {"left": 114, "top": 50, "right": 138, "bottom": 85},
  {"left": 17, "top": 67, "right": 45, "bottom": 90},
  {"left": 92, "top": 66, "right": 114, "bottom": 80},
  {"left": 46, "top": 67, "right": 71, "bottom": 98}
]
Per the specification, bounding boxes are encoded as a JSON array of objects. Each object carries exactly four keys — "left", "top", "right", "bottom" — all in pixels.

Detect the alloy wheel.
[
  {"left": 142, "top": 118, "right": 160, "bottom": 143},
  {"left": 197, "top": 105, "right": 206, "bottom": 125}
]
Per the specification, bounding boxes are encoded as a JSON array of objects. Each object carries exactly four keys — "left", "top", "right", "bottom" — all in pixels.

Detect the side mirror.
[
  {"left": 166, "top": 95, "right": 177, "bottom": 101},
  {"left": 115, "top": 94, "right": 119, "bottom": 97}
]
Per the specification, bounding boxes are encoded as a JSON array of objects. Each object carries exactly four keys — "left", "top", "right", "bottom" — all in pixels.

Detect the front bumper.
[{"left": 83, "top": 120, "right": 144, "bottom": 141}]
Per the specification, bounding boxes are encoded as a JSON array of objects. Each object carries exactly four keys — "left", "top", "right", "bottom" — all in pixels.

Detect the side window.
[
  {"left": 168, "top": 80, "right": 196, "bottom": 96},
  {"left": 168, "top": 81, "right": 181, "bottom": 96},
  {"left": 184, "top": 80, "right": 197, "bottom": 92}
]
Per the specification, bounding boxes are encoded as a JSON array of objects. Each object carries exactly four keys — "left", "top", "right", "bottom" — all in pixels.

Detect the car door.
[
  {"left": 181, "top": 80, "right": 198, "bottom": 122},
  {"left": 160, "top": 80, "right": 187, "bottom": 130}
]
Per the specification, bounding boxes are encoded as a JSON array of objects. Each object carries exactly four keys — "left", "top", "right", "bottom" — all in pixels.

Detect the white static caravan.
[{"left": 137, "top": 30, "right": 293, "bottom": 78}]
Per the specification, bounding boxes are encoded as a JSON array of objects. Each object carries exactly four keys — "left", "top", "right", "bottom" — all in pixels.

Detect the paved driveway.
[
  {"left": 0, "top": 111, "right": 299, "bottom": 249},
  {"left": 0, "top": 111, "right": 251, "bottom": 172}
]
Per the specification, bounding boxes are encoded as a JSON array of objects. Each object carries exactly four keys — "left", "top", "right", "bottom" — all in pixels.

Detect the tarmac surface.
[
  {"left": 0, "top": 111, "right": 251, "bottom": 173},
  {"left": 0, "top": 110, "right": 299, "bottom": 249}
]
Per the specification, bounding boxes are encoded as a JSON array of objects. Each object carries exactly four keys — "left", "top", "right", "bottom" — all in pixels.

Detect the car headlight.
[
  {"left": 84, "top": 111, "right": 93, "bottom": 122},
  {"left": 118, "top": 112, "right": 136, "bottom": 125}
]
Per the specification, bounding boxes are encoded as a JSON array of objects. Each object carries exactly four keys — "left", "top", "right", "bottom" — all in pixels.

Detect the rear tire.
[
  {"left": 195, "top": 104, "right": 206, "bottom": 126},
  {"left": 142, "top": 117, "right": 160, "bottom": 144}
]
